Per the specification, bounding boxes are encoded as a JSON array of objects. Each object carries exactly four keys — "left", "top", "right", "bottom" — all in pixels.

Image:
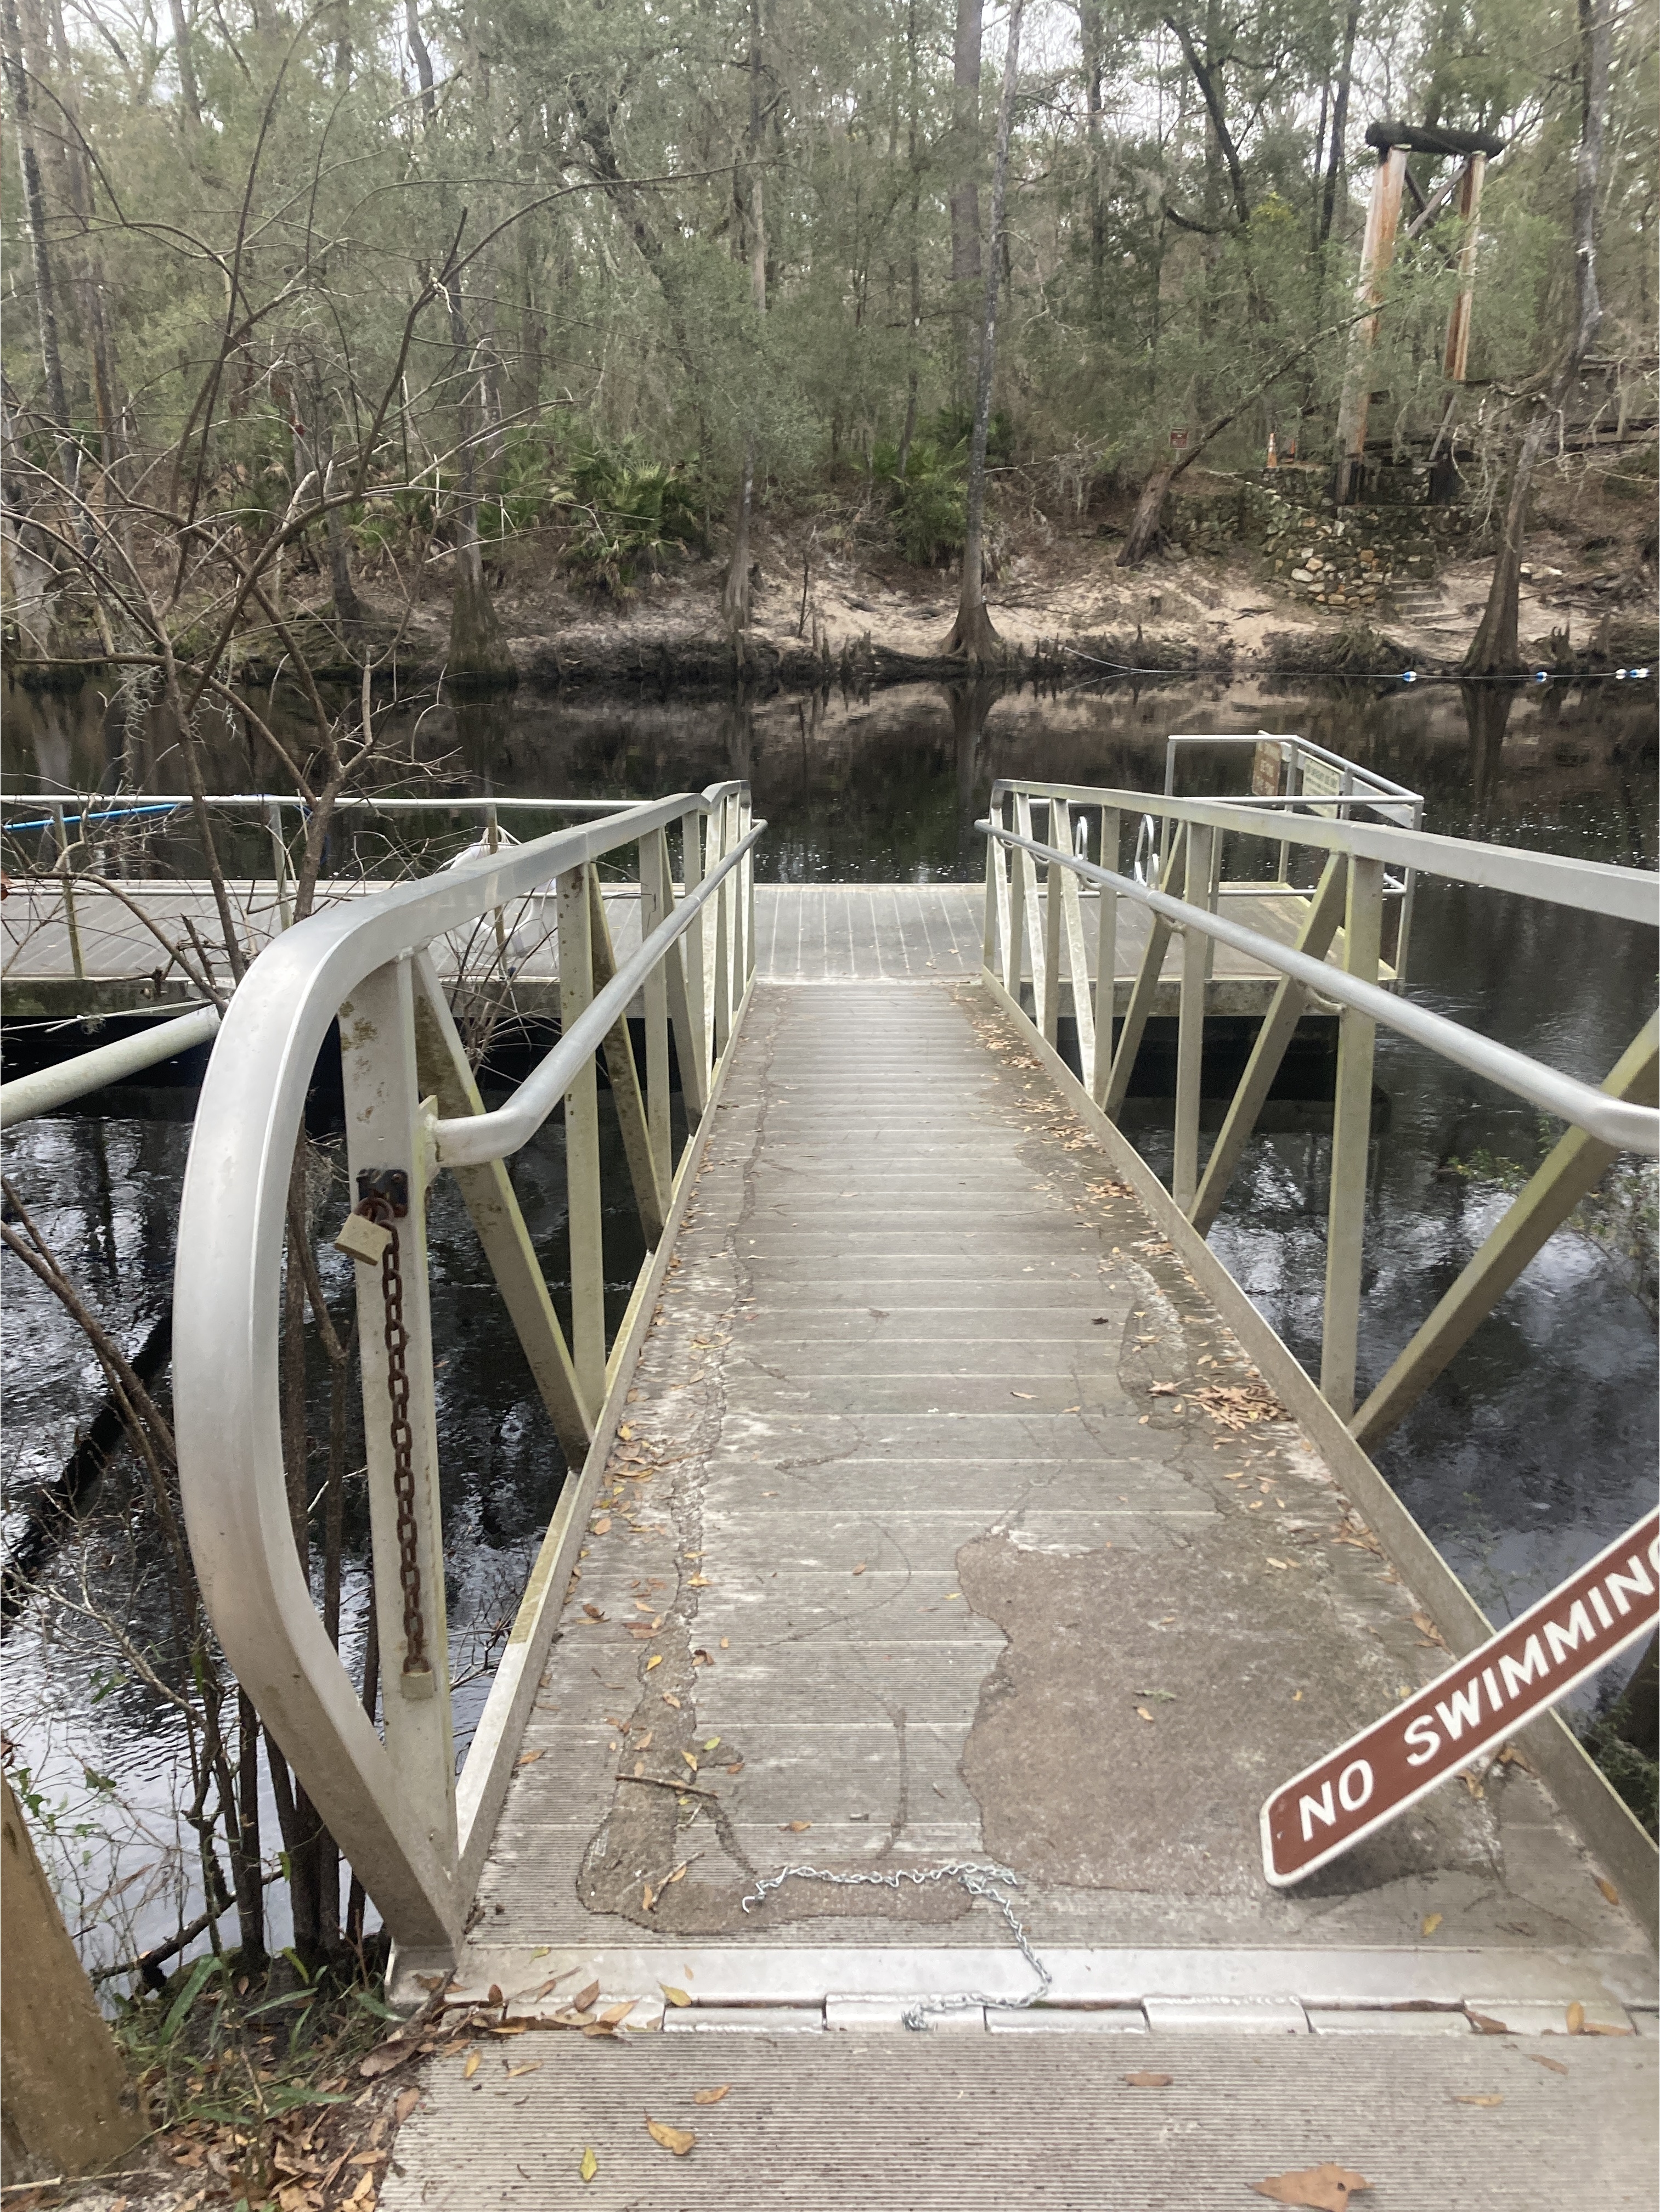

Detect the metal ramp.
[{"left": 142, "top": 769, "right": 1657, "bottom": 2201}]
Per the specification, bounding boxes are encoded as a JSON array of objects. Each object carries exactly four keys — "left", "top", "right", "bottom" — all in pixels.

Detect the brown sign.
[{"left": 1261, "top": 1510, "right": 1660, "bottom": 1886}]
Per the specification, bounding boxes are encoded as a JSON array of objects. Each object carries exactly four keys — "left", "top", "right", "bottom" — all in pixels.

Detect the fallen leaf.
[
  {"left": 720, "top": 1637, "right": 730, "bottom": 1649},
  {"left": 667, "top": 1863, "right": 688, "bottom": 1884},
  {"left": 600, "top": 2002, "right": 636, "bottom": 2025},
  {"left": 693, "top": 2085, "right": 732, "bottom": 2105},
  {"left": 572, "top": 1980, "right": 601, "bottom": 2013},
  {"left": 582, "top": 1603, "right": 606, "bottom": 1621},
  {"left": 1580, "top": 2021, "right": 1634, "bottom": 2036},
  {"left": 579, "top": 2146, "right": 598, "bottom": 2183},
  {"left": 663, "top": 1691, "right": 681, "bottom": 1708},
  {"left": 1567, "top": 2002, "right": 1585, "bottom": 2035},
  {"left": 852, "top": 1562, "right": 868, "bottom": 1576},
  {"left": 661, "top": 1986, "right": 691, "bottom": 2007},
  {"left": 726, "top": 1762, "right": 744, "bottom": 1774},
  {"left": 1250, "top": 2163, "right": 1370, "bottom": 2210},
  {"left": 1452, "top": 2094, "right": 1503, "bottom": 2107},
  {"left": 619, "top": 1423, "right": 634, "bottom": 1440},
  {"left": 646, "top": 1654, "right": 663, "bottom": 1671},
  {"left": 1467, "top": 2011, "right": 1508, "bottom": 2035},
  {"left": 393, "top": 2087, "right": 421, "bottom": 2124},
  {"left": 1595, "top": 1876, "right": 1620, "bottom": 1906},
  {"left": 646, "top": 2117, "right": 696, "bottom": 2157},
  {"left": 463, "top": 2052, "right": 481, "bottom": 2080},
  {"left": 517, "top": 1750, "right": 544, "bottom": 1767},
  {"left": 642, "top": 1883, "right": 657, "bottom": 1912},
  {"left": 682, "top": 1751, "right": 699, "bottom": 1770},
  {"left": 783, "top": 1820, "right": 811, "bottom": 1831},
  {"left": 1010, "top": 1390, "right": 1035, "bottom": 1400},
  {"left": 703, "top": 1737, "right": 721, "bottom": 1751},
  {"left": 1421, "top": 1913, "right": 1443, "bottom": 1937},
  {"left": 506, "top": 2061, "right": 543, "bottom": 2079},
  {"left": 1526, "top": 2052, "right": 1569, "bottom": 2075},
  {"left": 1136, "top": 1705, "right": 1154, "bottom": 1724},
  {"left": 1123, "top": 2071, "right": 1172, "bottom": 2088}
]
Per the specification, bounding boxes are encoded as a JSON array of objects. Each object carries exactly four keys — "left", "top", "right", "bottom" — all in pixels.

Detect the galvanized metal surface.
[
  {"left": 0, "top": 1002, "right": 219, "bottom": 1126},
  {"left": 453, "top": 981, "right": 1647, "bottom": 2001},
  {"left": 376, "top": 2026, "right": 1657, "bottom": 2209}
]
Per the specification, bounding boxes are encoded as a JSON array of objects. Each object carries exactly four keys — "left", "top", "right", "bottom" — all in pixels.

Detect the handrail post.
[
  {"left": 557, "top": 864, "right": 607, "bottom": 1412},
  {"left": 1041, "top": 799, "right": 1065, "bottom": 1046},
  {"left": 50, "top": 802, "right": 87, "bottom": 982},
  {"left": 1092, "top": 806, "right": 1120, "bottom": 1105},
  {"left": 267, "top": 800, "right": 293, "bottom": 929},
  {"left": 1173, "top": 824, "right": 1215, "bottom": 1211},
  {"left": 712, "top": 799, "right": 733, "bottom": 1058},
  {"left": 1319, "top": 855, "right": 1385, "bottom": 1414},
  {"left": 337, "top": 955, "right": 459, "bottom": 1876},
  {"left": 641, "top": 827, "right": 674, "bottom": 1185},
  {"left": 677, "top": 808, "right": 710, "bottom": 1115}
]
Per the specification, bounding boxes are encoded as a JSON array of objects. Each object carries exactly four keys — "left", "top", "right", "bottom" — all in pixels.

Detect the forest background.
[{"left": 1, "top": 0, "right": 1656, "bottom": 680}]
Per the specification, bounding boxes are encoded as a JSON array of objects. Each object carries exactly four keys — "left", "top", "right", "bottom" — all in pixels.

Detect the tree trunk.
[
  {"left": 165, "top": 0, "right": 200, "bottom": 125},
  {"left": 1, "top": 0, "right": 76, "bottom": 495},
  {"left": 941, "top": 0, "right": 1022, "bottom": 662},
  {"left": 1318, "top": 3, "right": 1359, "bottom": 246},
  {"left": 1080, "top": 0, "right": 1107, "bottom": 311},
  {"left": 404, "top": 0, "right": 434, "bottom": 120},
  {"left": 948, "top": 0, "right": 983, "bottom": 400},
  {"left": 721, "top": 0, "right": 767, "bottom": 639},
  {"left": 445, "top": 282, "right": 512, "bottom": 682},
  {"left": 1119, "top": 462, "right": 1175, "bottom": 566},
  {"left": 1464, "top": 0, "right": 1610, "bottom": 674}
]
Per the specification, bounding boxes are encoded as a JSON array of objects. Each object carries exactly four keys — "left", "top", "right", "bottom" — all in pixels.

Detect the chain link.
[
  {"left": 740, "top": 1860, "right": 1049, "bottom": 2029},
  {"left": 360, "top": 1195, "right": 427, "bottom": 1679}
]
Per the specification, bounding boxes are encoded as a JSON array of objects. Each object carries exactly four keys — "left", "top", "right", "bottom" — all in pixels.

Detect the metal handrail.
[
  {"left": 171, "top": 781, "right": 758, "bottom": 1959},
  {"left": 984, "top": 820, "right": 1660, "bottom": 1156},
  {"left": 979, "top": 782, "right": 1657, "bottom": 1438},
  {"left": 1164, "top": 732, "right": 1423, "bottom": 825},
  {"left": 0, "top": 1005, "right": 220, "bottom": 1129},
  {"left": 992, "top": 779, "right": 1657, "bottom": 925}
]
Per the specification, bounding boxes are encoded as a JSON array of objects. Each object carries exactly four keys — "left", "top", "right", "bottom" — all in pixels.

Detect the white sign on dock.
[{"left": 1261, "top": 1510, "right": 1660, "bottom": 1886}]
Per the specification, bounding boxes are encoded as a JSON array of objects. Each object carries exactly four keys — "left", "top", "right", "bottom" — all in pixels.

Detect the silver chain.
[{"left": 740, "top": 1860, "right": 1050, "bottom": 2030}]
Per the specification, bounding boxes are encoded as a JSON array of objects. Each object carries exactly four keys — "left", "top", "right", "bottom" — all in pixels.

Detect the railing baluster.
[
  {"left": 410, "top": 956, "right": 593, "bottom": 1457},
  {"left": 50, "top": 803, "right": 86, "bottom": 983},
  {"left": 672, "top": 811, "right": 710, "bottom": 1115},
  {"left": 1172, "top": 823, "right": 1215, "bottom": 1211},
  {"left": 557, "top": 864, "right": 607, "bottom": 1411},
  {"left": 586, "top": 868, "right": 668, "bottom": 1244},
  {"left": 1056, "top": 807, "right": 1095, "bottom": 1091},
  {"left": 1189, "top": 856, "right": 1349, "bottom": 1237},
  {"left": 712, "top": 798, "right": 733, "bottom": 1058},
  {"left": 640, "top": 828, "right": 674, "bottom": 1184},
  {"left": 1013, "top": 792, "right": 1045, "bottom": 1024},
  {"left": 1319, "top": 855, "right": 1385, "bottom": 1416},
  {"left": 1041, "top": 799, "right": 1065, "bottom": 1046},
  {"left": 1092, "top": 807, "right": 1120, "bottom": 1106},
  {"left": 337, "top": 956, "right": 458, "bottom": 1864},
  {"left": 1102, "top": 821, "right": 1186, "bottom": 1119}
]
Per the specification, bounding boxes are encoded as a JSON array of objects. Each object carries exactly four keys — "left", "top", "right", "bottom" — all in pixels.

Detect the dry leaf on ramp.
[
  {"left": 1595, "top": 1876, "right": 1620, "bottom": 1906},
  {"left": 393, "top": 2087, "right": 421, "bottom": 2124},
  {"left": 646, "top": 2117, "right": 697, "bottom": 2155},
  {"left": 1567, "top": 2002, "right": 1585, "bottom": 2034},
  {"left": 1527, "top": 2053, "right": 1568, "bottom": 2075},
  {"left": 579, "top": 2146, "right": 597, "bottom": 2183},
  {"left": 1452, "top": 2094, "right": 1503, "bottom": 2107},
  {"left": 1421, "top": 1913, "right": 1442, "bottom": 1937},
  {"left": 1123, "top": 2072, "right": 1172, "bottom": 2088},
  {"left": 572, "top": 1980, "right": 601, "bottom": 2013},
  {"left": 1250, "top": 2163, "right": 1370, "bottom": 2210},
  {"left": 661, "top": 1985, "right": 692, "bottom": 2007},
  {"left": 693, "top": 2085, "right": 732, "bottom": 2104}
]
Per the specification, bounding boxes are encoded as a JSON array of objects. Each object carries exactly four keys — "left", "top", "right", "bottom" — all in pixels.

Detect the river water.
[{"left": 3, "top": 669, "right": 1655, "bottom": 1970}]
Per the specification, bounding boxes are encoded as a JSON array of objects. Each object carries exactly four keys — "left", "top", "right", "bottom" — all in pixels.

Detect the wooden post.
[
  {"left": 1441, "top": 154, "right": 1486, "bottom": 383},
  {"left": 1, "top": 1777, "right": 144, "bottom": 2184},
  {"left": 1333, "top": 144, "right": 1409, "bottom": 505}
]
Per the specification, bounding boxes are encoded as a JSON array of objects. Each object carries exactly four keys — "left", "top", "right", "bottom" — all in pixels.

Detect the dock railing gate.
[{"left": 168, "top": 785, "right": 758, "bottom": 1967}]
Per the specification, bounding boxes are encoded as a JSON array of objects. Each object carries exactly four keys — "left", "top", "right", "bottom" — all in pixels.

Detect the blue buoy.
[{"left": 1401, "top": 670, "right": 1417, "bottom": 685}]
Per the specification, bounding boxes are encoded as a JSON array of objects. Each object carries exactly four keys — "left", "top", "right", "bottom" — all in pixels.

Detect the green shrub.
[
  {"left": 873, "top": 438, "right": 967, "bottom": 567},
  {"left": 557, "top": 439, "right": 700, "bottom": 595}
]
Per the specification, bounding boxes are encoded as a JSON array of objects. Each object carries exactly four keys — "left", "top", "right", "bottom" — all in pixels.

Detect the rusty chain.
[{"left": 355, "top": 1187, "right": 429, "bottom": 1683}]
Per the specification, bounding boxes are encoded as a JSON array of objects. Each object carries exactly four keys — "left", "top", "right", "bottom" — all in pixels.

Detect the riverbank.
[{"left": 8, "top": 470, "right": 1653, "bottom": 699}]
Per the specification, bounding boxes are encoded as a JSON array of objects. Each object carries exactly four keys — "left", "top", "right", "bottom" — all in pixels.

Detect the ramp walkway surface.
[{"left": 378, "top": 978, "right": 1653, "bottom": 2208}]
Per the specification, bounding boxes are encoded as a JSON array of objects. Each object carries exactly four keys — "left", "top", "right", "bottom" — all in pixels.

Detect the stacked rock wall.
[{"left": 1243, "top": 481, "right": 1472, "bottom": 610}]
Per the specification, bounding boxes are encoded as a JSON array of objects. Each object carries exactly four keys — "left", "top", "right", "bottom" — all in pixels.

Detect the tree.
[
  {"left": 1464, "top": 0, "right": 1613, "bottom": 675},
  {"left": 941, "top": 0, "right": 1021, "bottom": 661}
]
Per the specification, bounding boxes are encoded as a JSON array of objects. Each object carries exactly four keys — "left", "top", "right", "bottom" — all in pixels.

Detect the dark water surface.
[{"left": 3, "top": 671, "right": 1655, "bottom": 1967}]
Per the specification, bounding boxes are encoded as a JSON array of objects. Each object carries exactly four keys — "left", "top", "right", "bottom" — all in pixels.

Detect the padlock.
[{"left": 334, "top": 1210, "right": 392, "bottom": 1265}]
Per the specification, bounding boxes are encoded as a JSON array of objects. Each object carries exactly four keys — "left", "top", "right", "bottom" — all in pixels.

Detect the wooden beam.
[{"left": 1334, "top": 145, "right": 1409, "bottom": 505}]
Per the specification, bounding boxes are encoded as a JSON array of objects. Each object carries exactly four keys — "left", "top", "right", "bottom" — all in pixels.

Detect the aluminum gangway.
[{"left": 142, "top": 766, "right": 1659, "bottom": 2203}]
